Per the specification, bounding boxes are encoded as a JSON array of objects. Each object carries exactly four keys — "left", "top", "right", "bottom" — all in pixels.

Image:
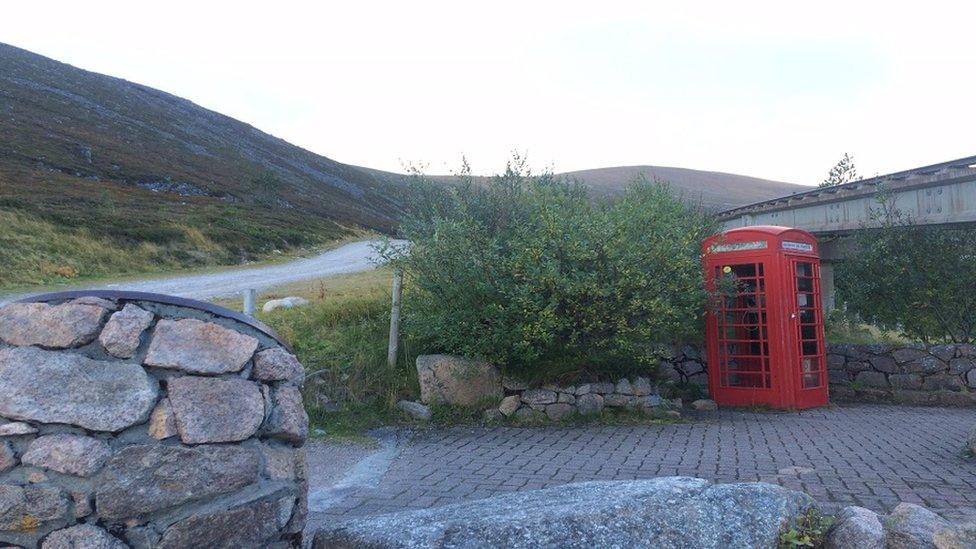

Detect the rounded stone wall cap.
[{"left": 16, "top": 290, "right": 291, "bottom": 351}]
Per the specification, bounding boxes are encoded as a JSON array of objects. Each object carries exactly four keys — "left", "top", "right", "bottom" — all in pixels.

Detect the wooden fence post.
[{"left": 387, "top": 271, "right": 403, "bottom": 369}]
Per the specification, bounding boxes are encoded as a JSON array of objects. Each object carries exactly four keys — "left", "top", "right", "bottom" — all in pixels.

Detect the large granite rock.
[
  {"left": 0, "top": 484, "right": 70, "bottom": 532},
  {"left": 576, "top": 393, "right": 604, "bottom": 415},
  {"left": 0, "top": 422, "right": 37, "bottom": 437},
  {"left": 167, "top": 376, "right": 264, "bottom": 444},
  {"left": 934, "top": 521, "right": 976, "bottom": 548},
  {"left": 0, "top": 302, "right": 107, "bottom": 348},
  {"left": 95, "top": 444, "right": 260, "bottom": 520},
  {"left": 22, "top": 434, "right": 112, "bottom": 477},
  {"left": 253, "top": 348, "right": 305, "bottom": 384},
  {"left": 0, "top": 442, "right": 15, "bottom": 473},
  {"left": 41, "top": 524, "right": 127, "bottom": 549},
  {"left": 148, "top": 398, "right": 178, "bottom": 440},
  {"left": 264, "top": 385, "right": 309, "bottom": 444},
  {"left": 157, "top": 494, "right": 292, "bottom": 549},
  {"left": 144, "top": 318, "right": 259, "bottom": 374},
  {"left": 885, "top": 502, "right": 950, "bottom": 549},
  {"left": 416, "top": 355, "right": 502, "bottom": 406},
  {"left": 825, "top": 506, "right": 885, "bottom": 549},
  {"left": 98, "top": 303, "right": 154, "bottom": 358},
  {"left": 312, "top": 477, "right": 815, "bottom": 548},
  {"left": 0, "top": 347, "right": 157, "bottom": 432}
]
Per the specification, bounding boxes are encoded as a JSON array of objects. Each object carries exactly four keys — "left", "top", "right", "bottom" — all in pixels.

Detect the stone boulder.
[
  {"left": 576, "top": 393, "right": 604, "bottom": 415},
  {"left": 253, "top": 348, "right": 306, "bottom": 384},
  {"left": 692, "top": 399, "right": 718, "bottom": 411},
  {"left": 312, "top": 477, "right": 816, "bottom": 548},
  {"left": 934, "top": 521, "right": 976, "bottom": 548},
  {"left": 41, "top": 524, "right": 127, "bottom": 549},
  {"left": 969, "top": 424, "right": 976, "bottom": 456},
  {"left": 416, "top": 355, "right": 502, "bottom": 406},
  {"left": 0, "top": 422, "right": 37, "bottom": 436},
  {"left": 885, "top": 502, "right": 949, "bottom": 549},
  {"left": 0, "top": 302, "right": 107, "bottom": 348},
  {"left": 0, "top": 484, "right": 70, "bottom": 535},
  {"left": 144, "top": 318, "right": 258, "bottom": 374},
  {"left": 0, "top": 347, "right": 157, "bottom": 432},
  {"left": 22, "top": 434, "right": 112, "bottom": 477},
  {"left": 825, "top": 506, "right": 885, "bottom": 549},
  {"left": 0, "top": 442, "right": 15, "bottom": 473},
  {"left": 397, "top": 400, "right": 432, "bottom": 421},
  {"left": 95, "top": 444, "right": 260, "bottom": 520},
  {"left": 98, "top": 303, "right": 154, "bottom": 358},
  {"left": 264, "top": 385, "right": 310, "bottom": 444},
  {"left": 497, "top": 395, "right": 521, "bottom": 417},
  {"left": 262, "top": 296, "right": 309, "bottom": 313},
  {"left": 157, "top": 493, "right": 295, "bottom": 548},
  {"left": 167, "top": 376, "right": 265, "bottom": 444}
]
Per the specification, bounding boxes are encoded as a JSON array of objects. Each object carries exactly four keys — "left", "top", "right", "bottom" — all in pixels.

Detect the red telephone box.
[{"left": 702, "top": 226, "right": 829, "bottom": 410}]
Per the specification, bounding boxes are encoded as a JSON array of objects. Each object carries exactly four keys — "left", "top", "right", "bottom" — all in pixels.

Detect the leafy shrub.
[
  {"left": 385, "top": 156, "right": 715, "bottom": 379},
  {"left": 779, "top": 508, "right": 834, "bottom": 548},
  {"left": 838, "top": 192, "right": 976, "bottom": 344}
]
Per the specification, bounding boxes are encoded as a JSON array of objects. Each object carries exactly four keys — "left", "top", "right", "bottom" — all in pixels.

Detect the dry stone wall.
[
  {"left": 0, "top": 294, "right": 308, "bottom": 548},
  {"left": 827, "top": 343, "right": 976, "bottom": 406}
]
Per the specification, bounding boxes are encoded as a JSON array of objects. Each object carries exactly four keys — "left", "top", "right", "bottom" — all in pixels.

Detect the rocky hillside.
[{"left": 0, "top": 43, "right": 403, "bottom": 288}]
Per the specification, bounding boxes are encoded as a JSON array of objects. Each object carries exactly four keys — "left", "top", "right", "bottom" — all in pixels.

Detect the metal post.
[
  {"left": 243, "top": 288, "right": 256, "bottom": 317},
  {"left": 387, "top": 271, "right": 403, "bottom": 369}
]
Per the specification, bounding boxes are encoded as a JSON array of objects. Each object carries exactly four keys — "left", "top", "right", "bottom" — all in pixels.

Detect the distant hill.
[
  {"left": 365, "top": 164, "right": 805, "bottom": 212},
  {"left": 562, "top": 166, "right": 806, "bottom": 210},
  {"left": 0, "top": 42, "right": 403, "bottom": 288}
]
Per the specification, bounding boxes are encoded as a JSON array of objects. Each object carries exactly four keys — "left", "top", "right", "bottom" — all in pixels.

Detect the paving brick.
[{"left": 309, "top": 404, "right": 976, "bottom": 527}]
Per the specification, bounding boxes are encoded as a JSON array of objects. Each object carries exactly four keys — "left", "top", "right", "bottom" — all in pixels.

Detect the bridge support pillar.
[{"left": 820, "top": 262, "right": 836, "bottom": 312}]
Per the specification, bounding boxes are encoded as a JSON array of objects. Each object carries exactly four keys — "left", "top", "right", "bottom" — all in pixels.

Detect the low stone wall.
[
  {"left": 492, "top": 378, "right": 683, "bottom": 421},
  {"left": 827, "top": 343, "right": 976, "bottom": 406},
  {"left": 0, "top": 293, "right": 308, "bottom": 548}
]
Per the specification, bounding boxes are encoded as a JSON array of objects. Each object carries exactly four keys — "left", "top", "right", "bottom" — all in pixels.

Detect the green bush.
[
  {"left": 385, "top": 156, "right": 715, "bottom": 380},
  {"left": 838, "top": 193, "right": 976, "bottom": 344}
]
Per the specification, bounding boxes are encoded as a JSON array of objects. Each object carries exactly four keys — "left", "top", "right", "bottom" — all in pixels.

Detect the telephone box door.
[{"left": 789, "top": 258, "right": 829, "bottom": 408}]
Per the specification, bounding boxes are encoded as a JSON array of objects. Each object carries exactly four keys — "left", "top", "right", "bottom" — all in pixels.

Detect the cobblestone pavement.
[{"left": 306, "top": 404, "right": 976, "bottom": 529}]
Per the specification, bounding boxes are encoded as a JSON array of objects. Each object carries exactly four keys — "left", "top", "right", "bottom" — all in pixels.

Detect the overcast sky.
[{"left": 2, "top": 1, "right": 974, "bottom": 184}]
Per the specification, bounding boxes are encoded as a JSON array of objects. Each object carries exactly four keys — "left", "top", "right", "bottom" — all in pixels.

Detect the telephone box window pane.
[
  {"left": 802, "top": 372, "right": 821, "bottom": 388},
  {"left": 801, "top": 357, "right": 817, "bottom": 373},
  {"left": 796, "top": 263, "right": 813, "bottom": 277},
  {"left": 798, "top": 293, "right": 815, "bottom": 307},
  {"left": 715, "top": 262, "right": 770, "bottom": 389},
  {"left": 797, "top": 277, "right": 813, "bottom": 292},
  {"left": 800, "top": 310, "right": 815, "bottom": 323},
  {"left": 801, "top": 325, "right": 817, "bottom": 340},
  {"left": 802, "top": 341, "right": 818, "bottom": 355}
]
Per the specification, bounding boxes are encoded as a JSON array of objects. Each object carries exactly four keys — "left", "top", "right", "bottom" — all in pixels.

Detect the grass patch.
[
  {"left": 0, "top": 204, "right": 359, "bottom": 292},
  {"left": 257, "top": 268, "right": 420, "bottom": 411},
  {"left": 779, "top": 508, "right": 834, "bottom": 548},
  {"left": 307, "top": 402, "right": 396, "bottom": 443}
]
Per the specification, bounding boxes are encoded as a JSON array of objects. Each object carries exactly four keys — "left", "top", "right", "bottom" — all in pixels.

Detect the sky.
[{"left": 1, "top": 1, "right": 974, "bottom": 185}]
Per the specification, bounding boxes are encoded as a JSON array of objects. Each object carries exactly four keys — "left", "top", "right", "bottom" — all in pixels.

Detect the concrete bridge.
[{"left": 717, "top": 155, "right": 976, "bottom": 308}]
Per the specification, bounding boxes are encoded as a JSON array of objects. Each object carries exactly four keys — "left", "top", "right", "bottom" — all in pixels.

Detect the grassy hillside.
[{"left": 0, "top": 43, "right": 403, "bottom": 289}]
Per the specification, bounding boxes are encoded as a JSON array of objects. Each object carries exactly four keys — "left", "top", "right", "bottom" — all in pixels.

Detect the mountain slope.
[
  {"left": 562, "top": 166, "right": 806, "bottom": 210},
  {"left": 0, "top": 42, "right": 403, "bottom": 288}
]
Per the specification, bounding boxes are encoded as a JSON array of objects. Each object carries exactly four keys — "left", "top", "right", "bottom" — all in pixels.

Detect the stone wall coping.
[{"left": 17, "top": 290, "right": 291, "bottom": 351}]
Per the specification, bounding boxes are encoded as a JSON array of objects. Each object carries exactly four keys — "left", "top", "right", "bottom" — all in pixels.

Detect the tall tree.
[{"left": 820, "top": 153, "right": 859, "bottom": 187}]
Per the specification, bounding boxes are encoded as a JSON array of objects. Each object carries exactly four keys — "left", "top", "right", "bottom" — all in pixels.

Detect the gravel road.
[{"left": 1, "top": 239, "right": 402, "bottom": 305}]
